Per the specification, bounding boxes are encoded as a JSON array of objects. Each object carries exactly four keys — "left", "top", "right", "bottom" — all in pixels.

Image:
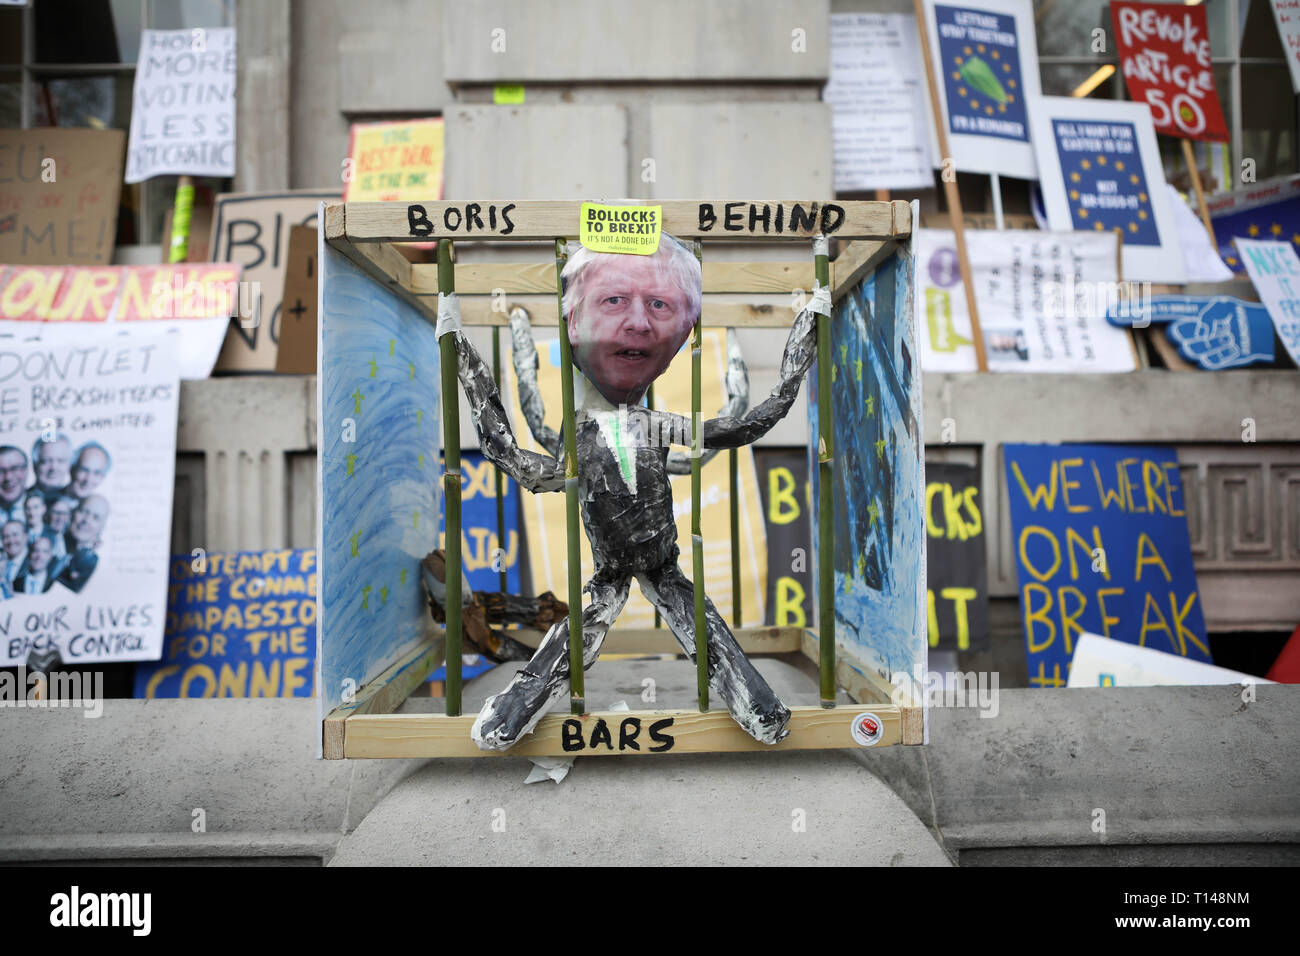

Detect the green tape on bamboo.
[{"left": 168, "top": 180, "right": 196, "bottom": 264}]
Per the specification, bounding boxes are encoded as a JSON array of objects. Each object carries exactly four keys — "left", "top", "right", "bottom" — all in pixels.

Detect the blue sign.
[
  {"left": 935, "top": 4, "right": 1029, "bottom": 144},
  {"left": 1105, "top": 294, "right": 1275, "bottom": 369},
  {"left": 134, "top": 549, "right": 317, "bottom": 698},
  {"left": 1051, "top": 119, "right": 1160, "bottom": 246},
  {"left": 1004, "top": 444, "right": 1209, "bottom": 689},
  {"left": 1212, "top": 190, "right": 1300, "bottom": 275}
]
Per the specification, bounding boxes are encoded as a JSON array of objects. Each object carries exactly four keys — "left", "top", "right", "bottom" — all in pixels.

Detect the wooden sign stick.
[
  {"left": 912, "top": 0, "right": 989, "bottom": 371},
  {"left": 1180, "top": 139, "right": 1216, "bottom": 242}
]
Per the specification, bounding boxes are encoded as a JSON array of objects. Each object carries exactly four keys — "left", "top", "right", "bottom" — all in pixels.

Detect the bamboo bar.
[
  {"left": 691, "top": 241, "right": 708, "bottom": 712},
  {"left": 815, "top": 237, "right": 835, "bottom": 708},
  {"left": 648, "top": 381, "right": 661, "bottom": 630},
  {"left": 730, "top": 447, "right": 741, "bottom": 628},
  {"left": 555, "top": 241, "right": 585, "bottom": 715},
  {"left": 438, "top": 240, "right": 464, "bottom": 717}
]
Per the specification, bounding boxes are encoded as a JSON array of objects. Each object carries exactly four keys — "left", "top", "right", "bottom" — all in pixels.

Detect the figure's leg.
[
  {"left": 471, "top": 569, "right": 631, "bottom": 751},
  {"left": 636, "top": 564, "right": 791, "bottom": 744}
]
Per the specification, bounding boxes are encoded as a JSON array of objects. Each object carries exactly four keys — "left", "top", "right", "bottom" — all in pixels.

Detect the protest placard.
[
  {"left": 1268, "top": 0, "right": 1300, "bottom": 94},
  {"left": 133, "top": 549, "right": 316, "bottom": 697},
  {"left": 344, "top": 118, "right": 444, "bottom": 203},
  {"left": 825, "top": 13, "right": 933, "bottom": 191},
  {"left": 1208, "top": 173, "right": 1300, "bottom": 275},
  {"left": 125, "top": 27, "right": 236, "bottom": 183},
  {"left": 1235, "top": 237, "right": 1300, "bottom": 367},
  {"left": 754, "top": 449, "right": 813, "bottom": 629},
  {"left": 0, "top": 128, "right": 125, "bottom": 266},
  {"left": 0, "top": 331, "right": 181, "bottom": 667},
  {"left": 916, "top": 227, "right": 1136, "bottom": 372},
  {"left": 0, "top": 263, "right": 238, "bottom": 379},
  {"left": 925, "top": 462, "right": 988, "bottom": 652},
  {"left": 1004, "top": 443, "right": 1209, "bottom": 688},
  {"left": 1067, "top": 632, "right": 1269, "bottom": 688},
  {"left": 1029, "top": 96, "right": 1186, "bottom": 282},
  {"left": 273, "top": 226, "right": 318, "bottom": 375},
  {"left": 920, "top": 0, "right": 1041, "bottom": 179},
  {"left": 207, "top": 190, "right": 336, "bottom": 372},
  {"left": 1110, "top": 1, "right": 1228, "bottom": 142}
]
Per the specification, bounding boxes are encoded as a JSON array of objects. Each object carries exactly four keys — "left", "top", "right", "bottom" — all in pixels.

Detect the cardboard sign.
[
  {"left": 1268, "top": 0, "right": 1300, "bottom": 94},
  {"left": 1029, "top": 95, "right": 1185, "bottom": 283},
  {"left": 1004, "top": 443, "right": 1209, "bottom": 689},
  {"left": 133, "top": 549, "right": 317, "bottom": 698},
  {"left": 825, "top": 13, "right": 933, "bottom": 191},
  {"left": 1235, "top": 238, "right": 1300, "bottom": 367},
  {"left": 1110, "top": 1, "right": 1228, "bottom": 142},
  {"left": 0, "top": 330, "right": 181, "bottom": 666},
  {"left": 273, "top": 226, "right": 318, "bottom": 375},
  {"left": 921, "top": 0, "right": 1041, "bottom": 179},
  {"left": 1068, "top": 632, "right": 1269, "bottom": 688},
  {"left": 344, "top": 118, "right": 444, "bottom": 203},
  {"left": 916, "top": 227, "right": 1135, "bottom": 372},
  {"left": 125, "top": 27, "right": 236, "bottom": 183},
  {"left": 1106, "top": 294, "right": 1274, "bottom": 370},
  {"left": 207, "top": 190, "right": 336, "bottom": 372},
  {"left": 1208, "top": 174, "right": 1300, "bottom": 275},
  {"left": 754, "top": 449, "right": 813, "bottom": 628},
  {"left": 925, "top": 463, "right": 988, "bottom": 652},
  {"left": 0, "top": 263, "right": 239, "bottom": 380},
  {"left": 0, "top": 128, "right": 125, "bottom": 266}
]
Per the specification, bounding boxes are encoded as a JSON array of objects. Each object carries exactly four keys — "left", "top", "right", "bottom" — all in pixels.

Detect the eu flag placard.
[
  {"left": 935, "top": 3, "right": 1029, "bottom": 143},
  {"left": 1052, "top": 119, "right": 1160, "bottom": 247}
]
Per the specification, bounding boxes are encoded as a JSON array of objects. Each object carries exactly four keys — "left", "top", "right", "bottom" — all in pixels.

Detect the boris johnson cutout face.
[{"left": 562, "top": 236, "right": 700, "bottom": 406}]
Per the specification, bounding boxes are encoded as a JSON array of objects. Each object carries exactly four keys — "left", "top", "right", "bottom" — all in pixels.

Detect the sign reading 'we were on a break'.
[{"left": 1004, "top": 444, "right": 1208, "bottom": 688}]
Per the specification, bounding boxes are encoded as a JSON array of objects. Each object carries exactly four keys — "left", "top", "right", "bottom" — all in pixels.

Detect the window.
[
  {"left": 9, "top": 0, "right": 235, "bottom": 251},
  {"left": 1035, "top": 0, "right": 1299, "bottom": 193}
]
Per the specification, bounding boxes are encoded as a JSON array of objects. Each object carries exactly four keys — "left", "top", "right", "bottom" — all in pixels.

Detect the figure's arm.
[
  {"left": 450, "top": 329, "right": 565, "bottom": 494},
  {"left": 664, "top": 328, "right": 748, "bottom": 474},
  {"left": 506, "top": 306, "right": 564, "bottom": 458},
  {"left": 651, "top": 304, "right": 819, "bottom": 452}
]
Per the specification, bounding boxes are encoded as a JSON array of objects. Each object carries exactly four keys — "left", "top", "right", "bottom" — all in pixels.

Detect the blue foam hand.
[{"left": 1167, "top": 298, "right": 1274, "bottom": 370}]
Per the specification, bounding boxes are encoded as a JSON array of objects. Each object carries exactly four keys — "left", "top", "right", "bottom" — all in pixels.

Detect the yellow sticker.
[
  {"left": 493, "top": 84, "right": 525, "bottom": 104},
  {"left": 579, "top": 203, "right": 662, "bottom": 255}
]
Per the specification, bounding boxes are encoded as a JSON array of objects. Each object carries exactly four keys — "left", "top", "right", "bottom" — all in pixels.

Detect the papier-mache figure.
[{"left": 440, "top": 232, "right": 825, "bottom": 751}]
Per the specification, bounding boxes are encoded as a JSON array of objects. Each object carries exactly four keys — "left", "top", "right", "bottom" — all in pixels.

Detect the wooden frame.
[{"left": 319, "top": 199, "right": 923, "bottom": 760}]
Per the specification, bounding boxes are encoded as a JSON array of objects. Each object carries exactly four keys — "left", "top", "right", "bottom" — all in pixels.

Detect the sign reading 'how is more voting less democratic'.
[
  {"left": 133, "top": 549, "right": 317, "bottom": 698},
  {"left": 125, "top": 28, "right": 236, "bottom": 184},
  {"left": 0, "top": 332, "right": 181, "bottom": 667},
  {"left": 1003, "top": 444, "right": 1208, "bottom": 688}
]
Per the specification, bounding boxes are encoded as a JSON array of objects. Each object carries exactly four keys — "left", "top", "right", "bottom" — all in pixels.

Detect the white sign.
[
  {"left": 825, "top": 13, "right": 933, "bottom": 191},
  {"left": 1068, "top": 633, "right": 1272, "bottom": 687},
  {"left": 1269, "top": 0, "right": 1300, "bottom": 94},
  {"left": 1235, "top": 238, "right": 1300, "bottom": 367},
  {"left": 915, "top": 227, "right": 1136, "bottom": 372},
  {"left": 1028, "top": 95, "right": 1186, "bottom": 283},
  {"left": 125, "top": 27, "right": 236, "bottom": 183},
  {"left": 920, "top": 0, "right": 1041, "bottom": 179},
  {"left": 0, "top": 331, "right": 180, "bottom": 666}
]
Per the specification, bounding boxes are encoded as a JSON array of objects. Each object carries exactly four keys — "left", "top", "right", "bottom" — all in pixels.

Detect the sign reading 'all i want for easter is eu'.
[{"left": 1003, "top": 444, "right": 1208, "bottom": 688}]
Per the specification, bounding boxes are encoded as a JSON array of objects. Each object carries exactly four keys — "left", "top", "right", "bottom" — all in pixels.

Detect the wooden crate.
[{"left": 316, "top": 199, "right": 927, "bottom": 760}]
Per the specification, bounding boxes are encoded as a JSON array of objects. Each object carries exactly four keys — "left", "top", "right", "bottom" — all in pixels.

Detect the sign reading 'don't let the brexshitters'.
[
  {"left": 1003, "top": 444, "right": 1209, "bottom": 688},
  {"left": 579, "top": 203, "right": 661, "bottom": 255}
]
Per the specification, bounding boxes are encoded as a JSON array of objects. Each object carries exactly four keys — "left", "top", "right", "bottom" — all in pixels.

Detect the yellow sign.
[
  {"left": 579, "top": 203, "right": 662, "bottom": 255},
  {"left": 493, "top": 84, "right": 526, "bottom": 104},
  {"left": 500, "top": 328, "right": 768, "bottom": 632},
  {"left": 345, "top": 118, "right": 445, "bottom": 202}
]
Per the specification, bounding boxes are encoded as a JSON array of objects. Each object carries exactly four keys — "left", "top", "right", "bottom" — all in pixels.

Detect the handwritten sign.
[
  {"left": 0, "top": 128, "right": 125, "bottom": 266},
  {"left": 1235, "top": 238, "right": 1300, "bottom": 367},
  {"left": 754, "top": 449, "right": 813, "bottom": 628},
  {"left": 133, "top": 549, "right": 316, "bottom": 698},
  {"left": 0, "top": 263, "right": 239, "bottom": 380},
  {"left": 1110, "top": 1, "right": 1227, "bottom": 142},
  {"left": 925, "top": 463, "right": 988, "bottom": 652},
  {"left": 1030, "top": 96, "right": 1185, "bottom": 282},
  {"left": 825, "top": 13, "right": 933, "bottom": 191},
  {"left": 922, "top": 0, "right": 1041, "bottom": 178},
  {"left": 916, "top": 227, "right": 1135, "bottom": 372},
  {"left": 125, "top": 28, "right": 236, "bottom": 183},
  {"left": 272, "top": 226, "right": 317, "bottom": 375},
  {"left": 207, "top": 190, "right": 336, "bottom": 372},
  {"left": 1004, "top": 443, "right": 1209, "bottom": 688},
  {"left": 344, "top": 118, "right": 444, "bottom": 203},
  {"left": 1269, "top": 0, "right": 1300, "bottom": 94},
  {"left": 0, "top": 331, "right": 181, "bottom": 666}
]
